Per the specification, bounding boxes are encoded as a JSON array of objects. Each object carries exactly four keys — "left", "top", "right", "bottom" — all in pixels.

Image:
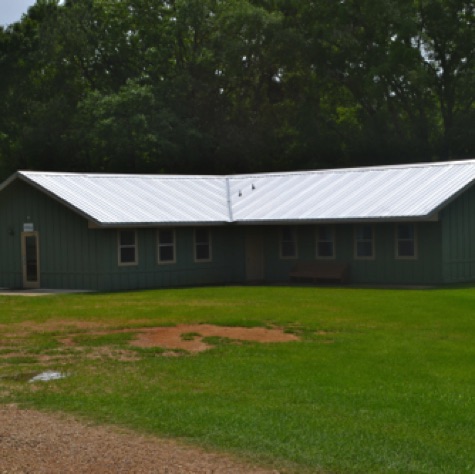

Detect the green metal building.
[{"left": 1, "top": 159, "right": 475, "bottom": 291}]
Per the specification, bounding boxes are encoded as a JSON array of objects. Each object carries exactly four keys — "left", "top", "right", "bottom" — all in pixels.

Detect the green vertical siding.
[
  {"left": 0, "top": 181, "right": 22, "bottom": 288},
  {"left": 440, "top": 185, "right": 475, "bottom": 283},
  {"left": 262, "top": 223, "right": 443, "bottom": 285},
  {"left": 346, "top": 223, "right": 442, "bottom": 284},
  {"left": 100, "top": 226, "right": 246, "bottom": 291},
  {"left": 0, "top": 180, "right": 108, "bottom": 289}
]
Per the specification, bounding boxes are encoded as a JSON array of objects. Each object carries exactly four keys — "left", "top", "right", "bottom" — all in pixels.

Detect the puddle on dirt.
[{"left": 29, "top": 371, "right": 69, "bottom": 383}]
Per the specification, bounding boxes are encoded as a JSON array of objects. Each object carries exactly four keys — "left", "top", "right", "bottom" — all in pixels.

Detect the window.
[
  {"left": 195, "top": 228, "right": 211, "bottom": 261},
  {"left": 396, "top": 223, "right": 417, "bottom": 259},
  {"left": 118, "top": 230, "right": 137, "bottom": 265},
  {"left": 316, "top": 226, "right": 335, "bottom": 259},
  {"left": 158, "top": 229, "right": 176, "bottom": 264},
  {"left": 354, "top": 225, "right": 374, "bottom": 259},
  {"left": 280, "top": 226, "right": 298, "bottom": 259}
]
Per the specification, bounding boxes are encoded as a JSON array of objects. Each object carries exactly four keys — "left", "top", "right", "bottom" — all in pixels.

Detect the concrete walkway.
[{"left": 0, "top": 289, "right": 93, "bottom": 296}]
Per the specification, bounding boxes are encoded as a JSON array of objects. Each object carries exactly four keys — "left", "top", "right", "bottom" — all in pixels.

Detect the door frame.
[{"left": 21, "top": 231, "right": 40, "bottom": 289}]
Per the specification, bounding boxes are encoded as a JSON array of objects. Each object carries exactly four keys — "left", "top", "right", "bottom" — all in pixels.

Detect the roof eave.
[
  {"left": 233, "top": 214, "right": 440, "bottom": 225},
  {"left": 88, "top": 220, "right": 232, "bottom": 229}
]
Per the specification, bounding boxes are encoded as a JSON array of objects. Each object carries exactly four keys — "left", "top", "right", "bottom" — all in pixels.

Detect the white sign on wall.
[{"left": 23, "top": 223, "right": 34, "bottom": 232}]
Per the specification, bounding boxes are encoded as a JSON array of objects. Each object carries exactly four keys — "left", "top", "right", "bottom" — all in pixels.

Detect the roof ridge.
[
  {"left": 228, "top": 158, "right": 475, "bottom": 180},
  {"left": 17, "top": 158, "right": 475, "bottom": 181}
]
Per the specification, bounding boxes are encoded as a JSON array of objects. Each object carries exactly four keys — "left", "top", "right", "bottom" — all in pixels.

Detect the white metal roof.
[
  {"left": 14, "top": 172, "right": 231, "bottom": 225},
  {"left": 3, "top": 159, "right": 475, "bottom": 226},
  {"left": 229, "top": 159, "right": 475, "bottom": 223}
]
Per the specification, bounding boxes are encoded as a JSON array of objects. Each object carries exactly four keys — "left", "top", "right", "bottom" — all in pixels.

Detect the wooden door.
[{"left": 21, "top": 232, "right": 40, "bottom": 289}]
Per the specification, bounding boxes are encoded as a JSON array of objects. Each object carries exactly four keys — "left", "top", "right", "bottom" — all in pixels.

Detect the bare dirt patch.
[
  {"left": 131, "top": 324, "right": 299, "bottom": 353},
  {"left": 0, "top": 323, "right": 299, "bottom": 366},
  {"left": 31, "top": 323, "right": 299, "bottom": 355},
  {"left": 1, "top": 321, "right": 299, "bottom": 354}
]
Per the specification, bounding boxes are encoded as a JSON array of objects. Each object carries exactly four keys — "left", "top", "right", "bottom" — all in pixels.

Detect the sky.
[{"left": 0, "top": 0, "right": 37, "bottom": 26}]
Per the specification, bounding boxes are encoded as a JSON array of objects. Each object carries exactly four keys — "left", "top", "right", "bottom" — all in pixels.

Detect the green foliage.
[
  {"left": 0, "top": 0, "right": 473, "bottom": 179},
  {"left": 417, "top": 0, "right": 475, "bottom": 158}
]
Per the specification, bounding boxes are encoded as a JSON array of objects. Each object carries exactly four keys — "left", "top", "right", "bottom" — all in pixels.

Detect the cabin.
[{"left": 1, "top": 159, "right": 475, "bottom": 291}]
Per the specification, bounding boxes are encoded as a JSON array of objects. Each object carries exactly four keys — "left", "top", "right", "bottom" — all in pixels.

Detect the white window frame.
[
  {"left": 157, "top": 228, "right": 176, "bottom": 264},
  {"left": 194, "top": 228, "right": 212, "bottom": 262},
  {"left": 354, "top": 224, "right": 375, "bottom": 260},
  {"left": 280, "top": 226, "right": 298, "bottom": 259},
  {"left": 118, "top": 230, "right": 138, "bottom": 266},
  {"left": 316, "top": 225, "right": 335, "bottom": 259},
  {"left": 395, "top": 223, "right": 418, "bottom": 260}
]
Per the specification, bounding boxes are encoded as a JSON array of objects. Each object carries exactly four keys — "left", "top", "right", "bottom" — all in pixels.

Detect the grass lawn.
[{"left": 1, "top": 285, "right": 474, "bottom": 473}]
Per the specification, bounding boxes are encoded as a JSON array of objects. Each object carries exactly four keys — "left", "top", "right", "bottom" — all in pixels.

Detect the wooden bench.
[{"left": 289, "top": 261, "right": 349, "bottom": 284}]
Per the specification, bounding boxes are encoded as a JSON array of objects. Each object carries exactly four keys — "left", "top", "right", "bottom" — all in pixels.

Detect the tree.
[
  {"left": 0, "top": 0, "right": 473, "bottom": 182},
  {"left": 416, "top": 0, "right": 474, "bottom": 159},
  {"left": 0, "top": 0, "right": 64, "bottom": 175}
]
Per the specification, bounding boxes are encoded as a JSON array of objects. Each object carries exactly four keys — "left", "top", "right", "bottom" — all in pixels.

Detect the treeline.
[{"left": 0, "top": 0, "right": 473, "bottom": 180}]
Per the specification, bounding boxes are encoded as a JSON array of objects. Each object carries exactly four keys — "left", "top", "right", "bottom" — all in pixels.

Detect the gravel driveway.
[{"left": 0, "top": 404, "right": 279, "bottom": 473}]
